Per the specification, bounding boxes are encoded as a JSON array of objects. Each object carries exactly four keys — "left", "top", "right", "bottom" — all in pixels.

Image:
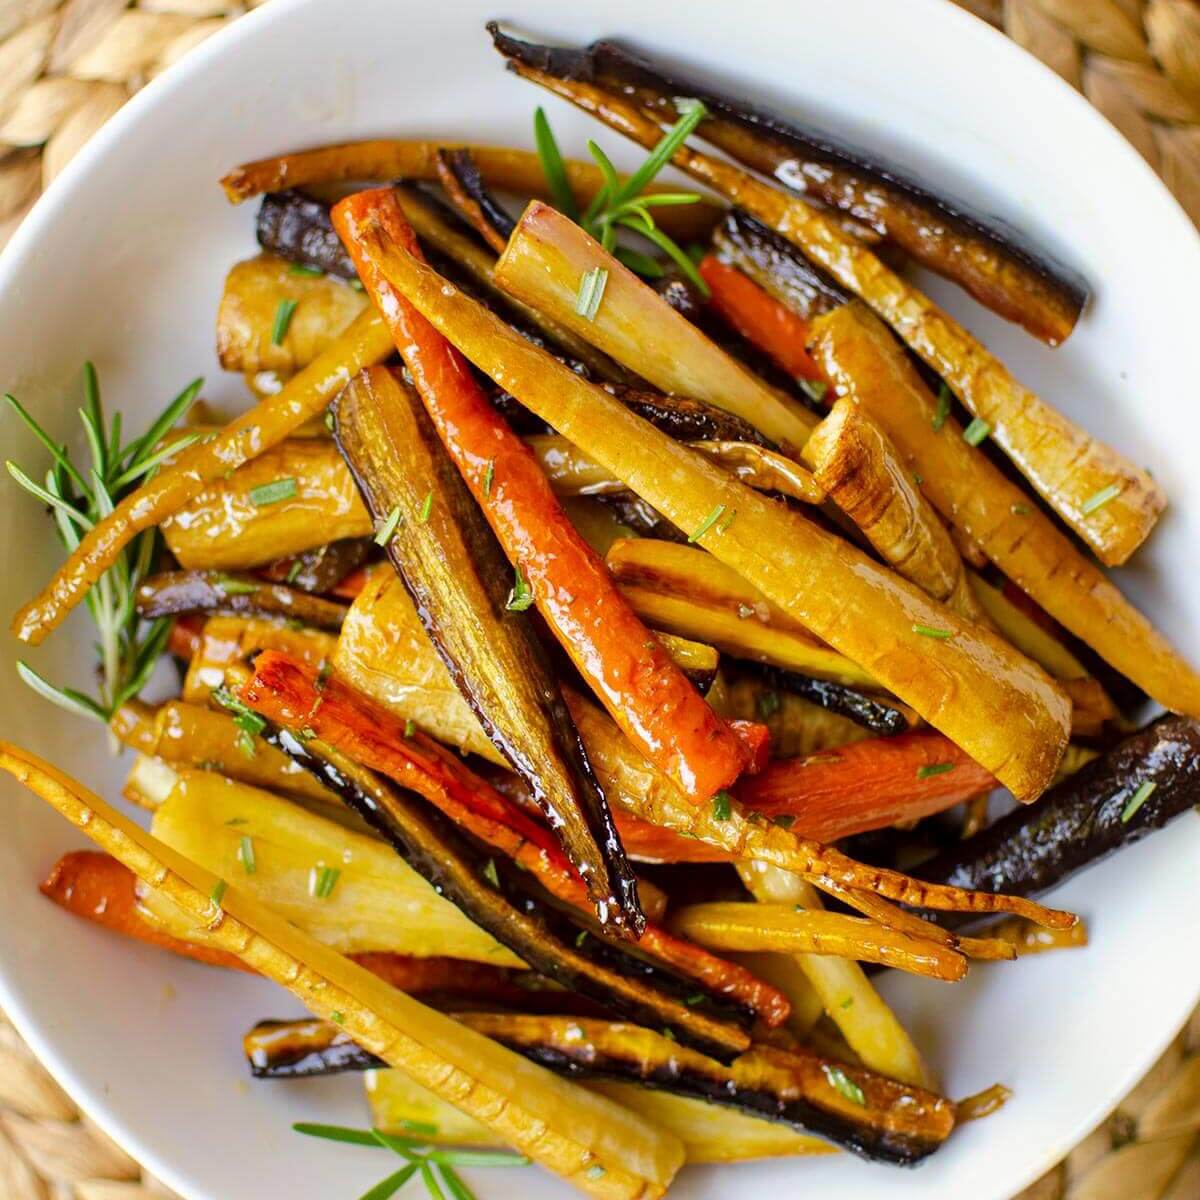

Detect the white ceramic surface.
[{"left": 1, "top": 1, "right": 1199, "bottom": 1197}]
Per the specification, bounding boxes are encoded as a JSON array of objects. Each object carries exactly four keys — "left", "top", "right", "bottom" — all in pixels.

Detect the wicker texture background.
[{"left": 0, "top": 0, "right": 1197, "bottom": 1197}]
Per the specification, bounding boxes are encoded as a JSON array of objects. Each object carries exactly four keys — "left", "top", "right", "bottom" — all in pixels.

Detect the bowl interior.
[{"left": 0, "top": 1, "right": 1198, "bottom": 1197}]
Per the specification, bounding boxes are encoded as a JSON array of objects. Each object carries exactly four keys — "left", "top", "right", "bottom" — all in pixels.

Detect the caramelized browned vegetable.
[
  {"left": 495, "top": 44, "right": 1163, "bottom": 565},
  {"left": 494, "top": 31, "right": 1088, "bottom": 344},
  {"left": 809, "top": 303, "right": 1200, "bottom": 720},
  {"left": 257, "top": 190, "right": 357, "bottom": 279},
  {"left": 434, "top": 147, "right": 514, "bottom": 251},
  {"left": 136, "top": 570, "right": 348, "bottom": 630},
  {"left": 334, "top": 366, "right": 641, "bottom": 934},
  {"left": 364, "top": 213, "right": 1073, "bottom": 800},
  {"left": 804, "top": 398, "right": 984, "bottom": 622},
  {"left": 216, "top": 254, "right": 367, "bottom": 373}
]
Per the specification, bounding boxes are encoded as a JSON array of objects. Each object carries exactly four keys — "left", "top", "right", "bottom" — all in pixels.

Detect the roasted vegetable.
[
  {"left": 494, "top": 201, "right": 817, "bottom": 456},
  {"left": 216, "top": 254, "right": 367, "bottom": 373},
  {"left": 733, "top": 663, "right": 910, "bottom": 736},
  {"left": 369, "top": 1069, "right": 833, "bottom": 1162},
  {"left": 136, "top": 570, "right": 348, "bottom": 630},
  {"left": 920, "top": 714, "right": 1200, "bottom": 902},
  {"left": 809, "top": 303, "right": 1200, "bottom": 719},
  {"left": 434, "top": 146, "right": 515, "bottom": 251},
  {"left": 717, "top": 673, "right": 872, "bottom": 757},
  {"left": 221, "top": 138, "right": 720, "bottom": 238},
  {"left": 335, "top": 366, "right": 641, "bottom": 934},
  {"left": 241, "top": 651, "right": 789, "bottom": 1035},
  {"left": 601, "top": 384, "right": 769, "bottom": 446},
  {"left": 333, "top": 188, "right": 753, "bottom": 803},
  {"left": 496, "top": 32, "right": 1087, "bottom": 344},
  {"left": 0, "top": 742, "right": 686, "bottom": 1197},
  {"left": 668, "top": 903, "right": 968, "bottom": 981},
  {"left": 379, "top": 200, "right": 1073, "bottom": 799},
  {"left": 803, "top": 398, "right": 984, "bottom": 622},
  {"left": 256, "top": 189, "right": 357, "bottom": 278},
  {"left": 258, "top": 537, "right": 370, "bottom": 595},
  {"left": 11, "top": 308, "right": 393, "bottom": 647},
  {"left": 495, "top": 41, "right": 1163, "bottom": 565}
]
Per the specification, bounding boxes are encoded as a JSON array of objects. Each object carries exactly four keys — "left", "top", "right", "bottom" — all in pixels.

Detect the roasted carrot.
[
  {"left": 699, "top": 255, "right": 823, "bottom": 383},
  {"left": 12, "top": 310, "right": 393, "bottom": 646},
  {"left": 331, "top": 187, "right": 750, "bottom": 802},
  {"left": 239, "top": 651, "right": 790, "bottom": 1025}
]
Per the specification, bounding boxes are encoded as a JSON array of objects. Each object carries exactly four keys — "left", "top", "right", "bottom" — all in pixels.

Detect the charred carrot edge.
[
  {"left": 699, "top": 256, "right": 823, "bottom": 383},
  {"left": 736, "top": 732, "right": 997, "bottom": 841},
  {"left": 41, "top": 850, "right": 602, "bottom": 1004},
  {"left": 331, "top": 187, "right": 750, "bottom": 804},
  {"left": 240, "top": 652, "right": 790, "bottom": 1026}
]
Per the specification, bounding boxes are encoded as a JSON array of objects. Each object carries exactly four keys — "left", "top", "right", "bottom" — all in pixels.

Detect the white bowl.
[{"left": 2, "top": 1, "right": 1198, "bottom": 1197}]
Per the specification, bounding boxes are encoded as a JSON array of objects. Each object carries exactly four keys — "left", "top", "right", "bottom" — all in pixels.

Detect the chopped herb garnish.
[
  {"left": 348, "top": 278, "right": 365, "bottom": 292},
  {"left": 299, "top": 726, "right": 316, "bottom": 742},
  {"left": 687, "top": 503, "right": 725, "bottom": 543},
  {"left": 799, "top": 378, "right": 828, "bottom": 404},
  {"left": 323, "top": 408, "right": 336, "bottom": 432},
  {"left": 716, "top": 507, "right": 737, "bottom": 534},
  {"left": 288, "top": 263, "right": 324, "bottom": 277},
  {"left": 309, "top": 865, "right": 341, "bottom": 900},
  {"left": 505, "top": 565, "right": 534, "bottom": 612},
  {"left": 712, "top": 790, "right": 732, "bottom": 821},
  {"left": 574, "top": 929, "right": 588, "bottom": 948},
  {"left": 238, "top": 835, "right": 256, "bottom": 875},
  {"left": 684, "top": 992, "right": 706, "bottom": 1006},
  {"left": 212, "top": 688, "right": 265, "bottom": 758},
  {"left": 248, "top": 476, "right": 297, "bottom": 506},
  {"left": 962, "top": 417, "right": 991, "bottom": 447},
  {"left": 840, "top": 996, "right": 854, "bottom": 1010},
  {"left": 374, "top": 505, "right": 402, "bottom": 546},
  {"left": 912, "top": 471, "right": 923, "bottom": 485},
  {"left": 225, "top": 817, "right": 248, "bottom": 826},
  {"left": 483, "top": 458, "right": 495, "bottom": 497},
  {"left": 330, "top": 1011, "right": 344, "bottom": 1025},
  {"left": 912, "top": 623, "right": 953, "bottom": 640},
  {"left": 917, "top": 762, "right": 956, "bottom": 779},
  {"left": 1010, "top": 503, "right": 1031, "bottom": 516},
  {"left": 404, "top": 719, "right": 415, "bottom": 738},
  {"left": 315, "top": 661, "right": 333, "bottom": 691},
  {"left": 756, "top": 689, "right": 781, "bottom": 719},
  {"left": 772, "top": 814, "right": 795, "bottom": 829},
  {"left": 285, "top": 560, "right": 303, "bottom": 584},
  {"left": 533, "top": 106, "right": 579, "bottom": 222},
  {"left": 586, "top": 1166, "right": 607, "bottom": 1180},
  {"left": 574, "top": 266, "right": 609, "bottom": 321},
  {"left": 418, "top": 490, "right": 434, "bottom": 523},
  {"left": 932, "top": 383, "right": 952, "bottom": 431},
  {"left": 1121, "top": 779, "right": 1157, "bottom": 823},
  {"left": 271, "top": 297, "right": 299, "bottom": 345},
  {"left": 823, "top": 1064, "right": 866, "bottom": 1106},
  {"left": 660, "top": 1028, "right": 676, "bottom": 1042},
  {"left": 1082, "top": 482, "right": 1123, "bottom": 515},
  {"left": 209, "top": 879, "right": 227, "bottom": 908},
  {"left": 214, "top": 574, "right": 259, "bottom": 596},
  {"left": 482, "top": 858, "right": 500, "bottom": 888}
]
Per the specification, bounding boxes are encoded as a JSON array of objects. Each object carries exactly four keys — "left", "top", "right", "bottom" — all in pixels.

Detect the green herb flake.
[
  {"left": 772, "top": 814, "right": 795, "bottom": 829},
  {"left": 374, "top": 505, "right": 402, "bottom": 546},
  {"left": 225, "top": 817, "right": 247, "bottom": 826},
  {"left": 309, "top": 865, "right": 341, "bottom": 900},
  {"left": 323, "top": 409, "right": 336, "bottom": 432},
  {"left": 840, "top": 996, "right": 854, "bottom": 1010},
  {"left": 799, "top": 378, "right": 828, "bottom": 403},
  {"left": 586, "top": 1166, "right": 607, "bottom": 1181},
  {"left": 716, "top": 507, "right": 737, "bottom": 534},
  {"left": 712, "top": 790, "right": 732, "bottom": 822},
  {"left": 330, "top": 1011, "right": 344, "bottom": 1025},
  {"left": 271, "top": 298, "right": 299, "bottom": 345},
  {"left": 660, "top": 1028, "right": 676, "bottom": 1042},
  {"left": 574, "top": 266, "right": 609, "bottom": 322},
  {"left": 299, "top": 726, "right": 316, "bottom": 742},
  {"left": 1082, "top": 482, "right": 1123, "bottom": 515},
  {"left": 684, "top": 993, "right": 706, "bottom": 1007},
  {"left": 214, "top": 573, "right": 259, "bottom": 596},
  {"left": 285, "top": 560, "right": 304, "bottom": 584},
  {"left": 238, "top": 835, "right": 256, "bottom": 875},
  {"left": 348, "top": 278, "right": 365, "bottom": 292},
  {"left": 687, "top": 503, "right": 725, "bottom": 544},
  {"left": 315, "top": 661, "right": 333, "bottom": 692},
  {"left": 823, "top": 1064, "right": 866, "bottom": 1106},
  {"left": 248, "top": 476, "right": 297, "bottom": 507},
  {"left": 917, "top": 762, "right": 956, "bottom": 779},
  {"left": 483, "top": 858, "right": 500, "bottom": 888},
  {"left": 932, "top": 383, "right": 952, "bottom": 431},
  {"left": 288, "top": 263, "right": 324, "bottom": 278},
  {"left": 756, "top": 689, "right": 781, "bottom": 719},
  {"left": 1121, "top": 779, "right": 1157, "bottom": 823},
  {"left": 418, "top": 490, "right": 434, "bottom": 523},
  {"left": 912, "top": 623, "right": 953, "bottom": 640},
  {"left": 404, "top": 719, "right": 415, "bottom": 738},
  {"left": 209, "top": 879, "right": 228, "bottom": 909},
  {"left": 483, "top": 458, "right": 495, "bottom": 497},
  {"left": 1010, "top": 503, "right": 1031, "bottom": 516},
  {"left": 912, "top": 472, "right": 924, "bottom": 486},
  {"left": 505, "top": 565, "right": 534, "bottom": 612},
  {"left": 574, "top": 930, "right": 588, "bottom": 948},
  {"left": 533, "top": 107, "right": 580, "bottom": 222},
  {"left": 962, "top": 417, "right": 992, "bottom": 447}
]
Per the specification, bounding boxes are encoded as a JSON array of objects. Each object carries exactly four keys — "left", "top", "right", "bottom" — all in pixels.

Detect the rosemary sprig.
[
  {"left": 5, "top": 363, "right": 202, "bottom": 728},
  {"left": 534, "top": 100, "right": 711, "bottom": 295},
  {"left": 293, "top": 1121, "right": 529, "bottom": 1200}
]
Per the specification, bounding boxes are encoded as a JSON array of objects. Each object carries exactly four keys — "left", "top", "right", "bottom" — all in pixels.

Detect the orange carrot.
[
  {"left": 331, "top": 188, "right": 749, "bottom": 803},
  {"left": 240, "top": 651, "right": 790, "bottom": 1025},
  {"left": 41, "top": 850, "right": 576, "bottom": 1007},
  {"left": 166, "top": 615, "right": 205, "bottom": 660},
  {"left": 699, "top": 256, "right": 823, "bottom": 382}
]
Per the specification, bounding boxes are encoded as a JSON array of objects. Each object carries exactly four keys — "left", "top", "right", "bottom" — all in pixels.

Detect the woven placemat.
[{"left": 0, "top": 1, "right": 1198, "bottom": 1196}]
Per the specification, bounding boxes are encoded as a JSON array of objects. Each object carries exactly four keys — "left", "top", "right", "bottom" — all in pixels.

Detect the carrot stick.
[
  {"left": 41, "top": 851, "right": 595, "bottom": 1006},
  {"left": 240, "top": 651, "right": 789, "bottom": 1025},
  {"left": 331, "top": 187, "right": 750, "bottom": 803},
  {"left": 12, "top": 310, "right": 393, "bottom": 646},
  {"left": 699, "top": 256, "right": 823, "bottom": 383}
]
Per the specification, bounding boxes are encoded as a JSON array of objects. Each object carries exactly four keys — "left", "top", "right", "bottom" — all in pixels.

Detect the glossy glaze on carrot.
[{"left": 331, "top": 187, "right": 750, "bottom": 802}]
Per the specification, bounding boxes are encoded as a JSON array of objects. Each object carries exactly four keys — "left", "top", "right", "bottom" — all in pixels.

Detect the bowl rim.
[{"left": 0, "top": 1, "right": 1197, "bottom": 1197}]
